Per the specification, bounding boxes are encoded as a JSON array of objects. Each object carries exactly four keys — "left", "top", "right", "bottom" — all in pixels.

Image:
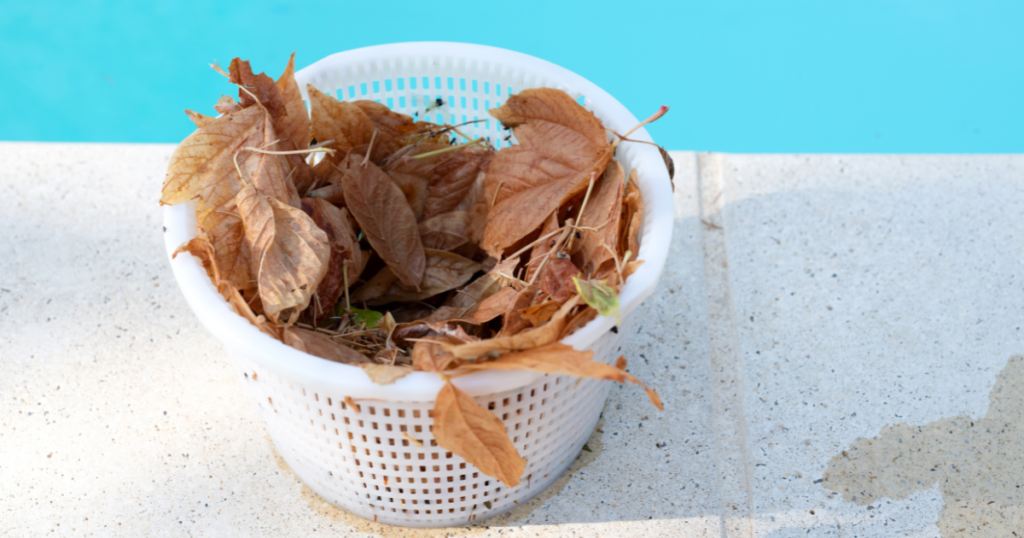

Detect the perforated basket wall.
[
  {"left": 232, "top": 312, "right": 632, "bottom": 527},
  {"left": 165, "top": 42, "right": 674, "bottom": 528}
]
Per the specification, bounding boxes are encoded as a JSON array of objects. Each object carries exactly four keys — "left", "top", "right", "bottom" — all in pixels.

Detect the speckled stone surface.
[
  {"left": 2, "top": 144, "right": 1022, "bottom": 537},
  {"left": 0, "top": 144, "right": 719, "bottom": 537}
]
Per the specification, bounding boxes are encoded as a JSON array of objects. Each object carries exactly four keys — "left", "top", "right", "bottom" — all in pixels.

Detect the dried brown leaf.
[
  {"left": 573, "top": 160, "right": 625, "bottom": 276},
  {"left": 337, "top": 154, "right": 425, "bottom": 287},
  {"left": 363, "top": 249, "right": 480, "bottom": 306},
  {"left": 621, "top": 169, "right": 643, "bottom": 259},
  {"left": 223, "top": 285, "right": 280, "bottom": 339},
  {"left": 561, "top": 306, "right": 598, "bottom": 338},
  {"left": 622, "top": 259, "right": 644, "bottom": 280},
  {"left": 463, "top": 286, "right": 519, "bottom": 324},
  {"left": 454, "top": 345, "right": 663, "bottom": 411},
  {"left": 419, "top": 211, "right": 469, "bottom": 251},
  {"left": 307, "top": 85, "right": 377, "bottom": 156},
  {"left": 482, "top": 88, "right": 612, "bottom": 255},
  {"left": 411, "top": 336, "right": 460, "bottom": 372},
  {"left": 284, "top": 327, "right": 371, "bottom": 364},
  {"left": 432, "top": 381, "right": 524, "bottom": 487},
  {"left": 214, "top": 94, "right": 241, "bottom": 115},
  {"left": 302, "top": 198, "right": 362, "bottom": 319},
  {"left": 198, "top": 210, "right": 253, "bottom": 292},
  {"left": 162, "top": 106, "right": 266, "bottom": 219},
  {"left": 540, "top": 256, "right": 581, "bottom": 303},
  {"left": 352, "top": 100, "right": 417, "bottom": 158},
  {"left": 349, "top": 267, "right": 398, "bottom": 304},
  {"left": 520, "top": 300, "right": 559, "bottom": 326},
  {"left": 497, "top": 284, "right": 538, "bottom": 337},
  {"left": 526, "top": 212, "right": 560, "bottom": 282},
  {"left": 388, "top": 170, "right": 428, "bottom": 221},
  {"left": 185, "top": 109, "right": 217, "bottom": 128},
  {"left": 236, "top": 183, "right": 330, "bottom": 323},
  {"left": 447, "top": 297, "right": 579, "bottom": 359},
  {"left": 361, "top": 363, "right": 414, "bottom": 385},
  {"left": 307, "top": 183, "right": 346, "bottom": 205},
  {"left": 274, "top": 52, "right": 311, "bottom": 152},
  {"left": 228, "top": 58, "right": 287, "bottom": 125},
  {"left": 424, "top": 147, "right": 491, "bottom": 219}
]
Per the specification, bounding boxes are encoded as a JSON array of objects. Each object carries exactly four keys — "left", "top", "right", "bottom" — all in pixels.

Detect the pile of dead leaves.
[{"left": 163, "top": 54, "right": 668, "bottom": 488}]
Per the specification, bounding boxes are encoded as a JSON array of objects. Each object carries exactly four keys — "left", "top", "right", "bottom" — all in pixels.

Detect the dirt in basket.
[
  {"left": 166, "top": 53, "right": 667, "bottom": 489},
  {"left": 267, "top": 421, "right": 604, "bottom": 534}
]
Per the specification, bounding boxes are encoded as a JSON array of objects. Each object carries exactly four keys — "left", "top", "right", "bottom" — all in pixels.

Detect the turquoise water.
[{"left": 1, "top": 1, "right": 1022, "bottom": 152}]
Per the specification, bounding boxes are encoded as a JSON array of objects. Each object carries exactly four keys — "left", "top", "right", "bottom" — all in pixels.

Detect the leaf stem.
[
  {"left": 241, "top": 146, "right": 335, "bottom": 156},
  {"left": 567, "top": 172, "right": 597, "bottom": 251},
  {"left": 408, "top": 139, "right": 487, "bottom": 161},
  {"left": 361, "top": 130, "right": 378, "bottom": 167},
  {"left": 610, "top": 105, "right": 669, "bottom": 150}
]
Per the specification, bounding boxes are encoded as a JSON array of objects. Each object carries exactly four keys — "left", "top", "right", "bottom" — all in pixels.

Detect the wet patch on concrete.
[{"left": 824, "top": 355, "right": 1024, "bottom": 536}]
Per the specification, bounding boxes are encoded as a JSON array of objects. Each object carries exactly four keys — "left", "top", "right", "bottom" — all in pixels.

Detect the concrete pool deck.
[{"left": 1, "top": 144, "right": 1022, "bottom": 537}]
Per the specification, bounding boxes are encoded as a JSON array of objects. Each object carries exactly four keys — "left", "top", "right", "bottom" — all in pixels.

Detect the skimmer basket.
[{"left": 163, "top": 42, "right": 673, "bottom": 527}]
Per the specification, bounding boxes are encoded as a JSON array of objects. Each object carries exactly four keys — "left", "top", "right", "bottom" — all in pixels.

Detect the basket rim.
[{"left": 162, "top": 42, "right": 674, "bottom": 400}]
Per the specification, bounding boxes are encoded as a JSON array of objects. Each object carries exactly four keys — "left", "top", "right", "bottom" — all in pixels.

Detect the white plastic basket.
[{"left": 163, "top": 42, "right": 673, "bottom": 527}]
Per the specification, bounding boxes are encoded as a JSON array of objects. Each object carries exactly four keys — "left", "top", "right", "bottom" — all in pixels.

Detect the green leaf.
[
  {"left": 349, "top": 307, "right": 383, "bottom": 328},
  {"left": 572, "top": 276, "right": 620, "bottom": 323}
]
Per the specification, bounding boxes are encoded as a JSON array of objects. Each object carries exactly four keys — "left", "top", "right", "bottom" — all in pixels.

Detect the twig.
[
  {"left": 408, "top": 139, "right": 487, "bottom": 161},
  {"left": 489, "top": 179, "right": 505, "bottom": 209},
  {"left": 567, "top": 172, "right": 597, "bottom": 251},
  {"left": 504, "top": 227, "right": 564, "bottom": 261},
  {"left": 361, "top": 130, "right": 378, "bottom": 167},
  {"left": 241, "top": 146, "right": 335, "bottom": 156},
  {"left": 342, "top": 260, "right": 351, "bottom": 312},
  {"left": 527, "top": 218, "right": 575, "bottom": 286},
  {"left": 611, "top": 106, "right": 669, "bottom": 150}
]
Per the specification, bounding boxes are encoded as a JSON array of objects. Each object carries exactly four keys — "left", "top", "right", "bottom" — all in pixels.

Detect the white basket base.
[{"left": 227, "top": 314, "right": 630, "bottom": 527}]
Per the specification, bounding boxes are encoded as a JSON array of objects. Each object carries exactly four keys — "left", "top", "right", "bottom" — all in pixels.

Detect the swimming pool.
[{"left": 1, "top": 0, "right": 1021, "bottom": 152}]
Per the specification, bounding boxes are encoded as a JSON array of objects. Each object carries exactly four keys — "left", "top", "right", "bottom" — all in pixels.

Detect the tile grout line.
[{"left": 697, "top": 152, "right": 756, "bottom": 538}]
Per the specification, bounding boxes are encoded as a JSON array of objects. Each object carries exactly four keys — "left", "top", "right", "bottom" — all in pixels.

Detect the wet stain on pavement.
[{"left": 825, "top": 355, "right": 1024, "bottom": 536}]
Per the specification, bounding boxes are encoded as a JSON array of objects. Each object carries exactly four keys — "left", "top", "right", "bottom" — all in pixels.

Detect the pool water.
[{"left": 1, "top": 0, "right": 1021, "bottom": 152}]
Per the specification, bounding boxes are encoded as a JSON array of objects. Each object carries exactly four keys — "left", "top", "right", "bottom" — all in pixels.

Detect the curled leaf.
[
  {"left": 447, "top": 297, "right": 579, "bottom": 359},
  {"left": 454, "top": 344, "right": 663, "bottom": 411},
  {"left": 301, "top": 198, "right": 362, "bottom": 320},
  {"left": 621, "top": 169, "right": 643, "bottom": 260},
  {"left": 237, "top": 183, "right": 330, "bottom": 323},
  {"left": 432, "top": 381, "right": 525, "bottom": 488},
  {"left": 337, "top": 153, "right": 426, "bottom": 287},
  {"left": 573, "top": 160, "right": 625, "bottom": 276}
]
